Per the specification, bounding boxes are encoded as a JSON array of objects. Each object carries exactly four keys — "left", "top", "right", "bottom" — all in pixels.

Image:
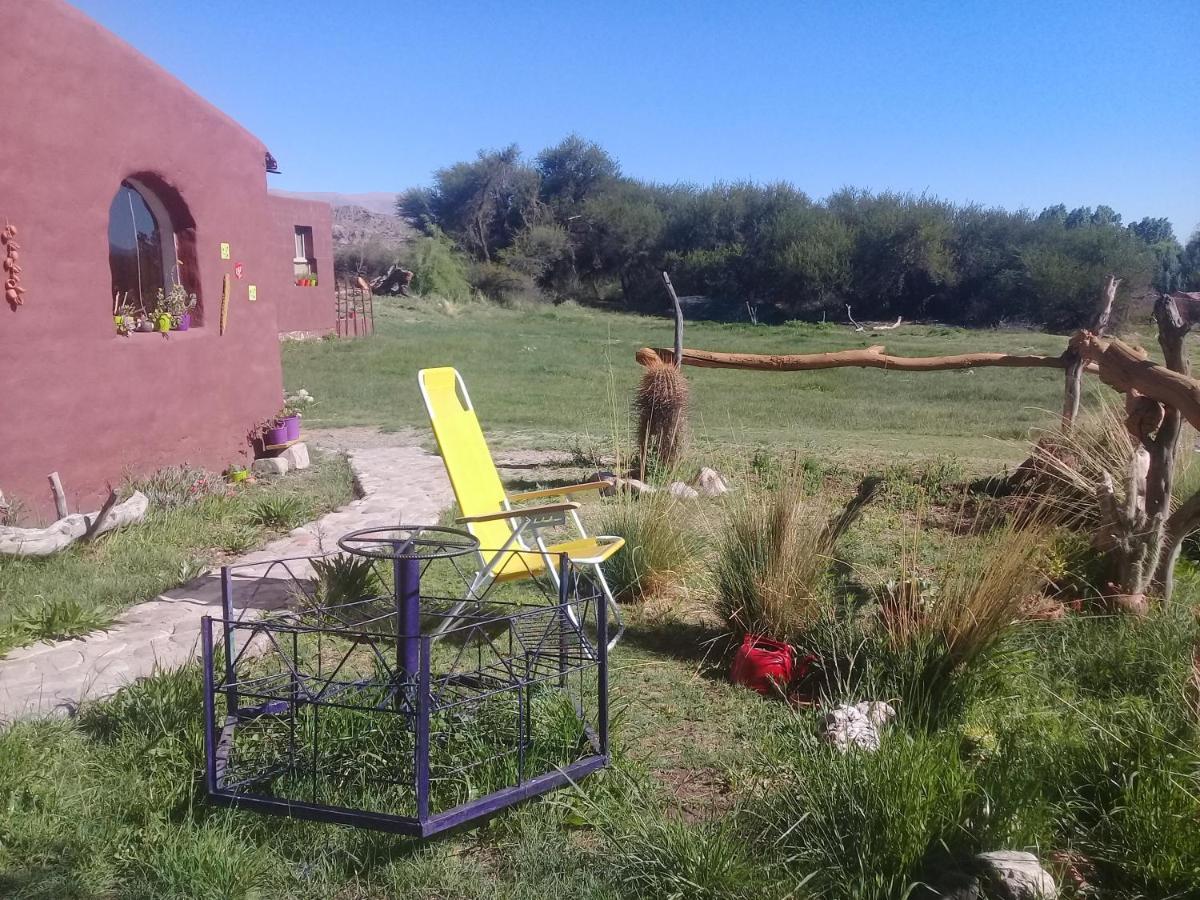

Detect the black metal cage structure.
[{"left": 201, "top": 527, "right": 609, "bottom": 837}]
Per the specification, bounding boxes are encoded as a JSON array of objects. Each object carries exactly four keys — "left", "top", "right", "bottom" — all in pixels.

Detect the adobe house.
[{"left": 0, "top": 0, "right": 335, "bottom": 521}]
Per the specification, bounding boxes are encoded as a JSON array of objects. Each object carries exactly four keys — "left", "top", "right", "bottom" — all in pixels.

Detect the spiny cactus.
[{"left": 634, "top": 348, "right": 689, "bottom": 476}]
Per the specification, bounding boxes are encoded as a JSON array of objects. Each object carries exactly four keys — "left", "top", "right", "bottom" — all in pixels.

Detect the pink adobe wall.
[
  {"left": 269, "top": 194, "right": 336, "bottom": 335},
  {"left": 0, "top": 0, "right": 303, "bottom": 520}
]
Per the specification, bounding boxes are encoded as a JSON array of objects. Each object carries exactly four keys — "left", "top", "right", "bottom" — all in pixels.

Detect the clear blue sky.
[{"left": 74, "top": 0, "right": 1199, "bottom": 237}]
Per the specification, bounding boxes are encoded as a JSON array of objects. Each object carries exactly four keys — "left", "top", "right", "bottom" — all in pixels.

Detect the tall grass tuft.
[
  {"left": 712, "top": 473, "right": 860, "bottom": 642},
  {"left": 1027, "top": 393, "right": 1194, "bottom": 526},
  {"left": 600, "top": 489, "right": 705, "bottom": 602},
  {"left": 754, "top": 728, "right": 972, "bottom": 900},
  {"left": 871, "top": 515, "right": 1050, "bottom": 724},
  {"left": 11, "top": 596, "right": 109, "bottom": 643},
  {"left": 244, "top": 495, "right": 306, "bottom": 530}
]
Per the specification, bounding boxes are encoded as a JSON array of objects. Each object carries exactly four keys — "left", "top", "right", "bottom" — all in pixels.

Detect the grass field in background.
[{"left": 284, "top": 298, "right": 1087, "bottom": 469}]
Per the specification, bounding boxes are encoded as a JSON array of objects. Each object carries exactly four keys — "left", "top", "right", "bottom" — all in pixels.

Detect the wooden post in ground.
[
  {"left": 47, "top": 472, "right": 68, "bottom": 519},
  {"left": 1062, "top": 275, "right": 1120, "bottom": 430}
]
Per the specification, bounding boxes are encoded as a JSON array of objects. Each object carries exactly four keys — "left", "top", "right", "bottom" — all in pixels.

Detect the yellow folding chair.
[{"left": 417, "top": 367, "right": 625, "bottom": 649}]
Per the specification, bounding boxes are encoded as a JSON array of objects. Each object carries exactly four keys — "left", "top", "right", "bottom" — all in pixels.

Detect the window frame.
[{"left": 293, "top": 225, "right": 316, "bottom": 278}]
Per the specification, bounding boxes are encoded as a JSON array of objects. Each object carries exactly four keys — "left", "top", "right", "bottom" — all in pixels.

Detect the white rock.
[
  {"left": 252, "top": 457, "right": 289, "bottom": 477},
  {"left": 691, "top": 466, "right": 730, "bottom": 496},
  {"left": 975, "top": 851, "right": 1057, "bottom": 900},
  {"left": 280, "top": 442, "right": 311, "bottom": 470},
  {"left": 668, "top": 481, "right": 700, "bottom": 499},
  {"left": 855, "top": 700, "right": 897, "bottom": 728},
  {"left": 819, "top": 704, "right": 883, "bottom": 752}
]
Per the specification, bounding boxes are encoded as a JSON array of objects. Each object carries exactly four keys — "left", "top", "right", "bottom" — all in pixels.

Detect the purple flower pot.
[
  {"left": 176, "top": 312, "right": 191, "bottom": 331},
  {"left": 283, "top": 414, "right": 301, "bottom": 441},
  {"left": 264, "top": 424, "right": 289, "bottom": 446}
]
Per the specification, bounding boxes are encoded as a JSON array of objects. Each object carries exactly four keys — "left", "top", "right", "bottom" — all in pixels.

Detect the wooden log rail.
[
  {"left": 636, "top": 344, "right": 1070, "bottom": 373},
  {"left": 1074, "top": 332, "right": 1200, "bottom": 433}
]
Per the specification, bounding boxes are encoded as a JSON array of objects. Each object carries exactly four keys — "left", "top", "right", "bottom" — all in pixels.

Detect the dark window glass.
[{"left": 109, "top": 182, "right": 166, "bottom": 315}]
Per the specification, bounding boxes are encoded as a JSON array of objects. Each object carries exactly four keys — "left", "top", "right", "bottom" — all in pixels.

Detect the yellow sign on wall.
[
  {"left": 219, "top": 242, "right": 231, "bottom": 260},
  {"left": 248, "top": 284, "right": 257, "bottom": 302}
]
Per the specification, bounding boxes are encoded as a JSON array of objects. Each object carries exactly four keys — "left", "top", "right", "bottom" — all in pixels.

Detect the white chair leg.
[{"left": 591, "top": 563, "right": 624, "bottom": 650}]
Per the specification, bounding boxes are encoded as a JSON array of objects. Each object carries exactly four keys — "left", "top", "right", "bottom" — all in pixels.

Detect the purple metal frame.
[{"left": 201, "top": 533, "right": 609, "bottom": 837}]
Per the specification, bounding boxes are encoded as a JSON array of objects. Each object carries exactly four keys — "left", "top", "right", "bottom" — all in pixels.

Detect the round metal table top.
[{"left": 336, "top": 525, "right": 479, "bottom": 561}]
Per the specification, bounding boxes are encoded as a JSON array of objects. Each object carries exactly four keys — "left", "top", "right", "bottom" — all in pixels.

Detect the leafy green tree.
[
  {"left": 499, "top": 223, "right": 572, "bottom": 283},
  {"left": 1182, "top": 232, "right": 1200, "bottom": 290},
  {"left": 536, "top": 135, "right": 620, "bottom": 214},
  {"left": 395, "top": 134, "right": 1179, "bottom": 327},
  {"left": 578, "top": 180, "right": 665, "bottom": 303},
  {"left": 1129, "top": 217, "right": 1175, "bottom": 245},
  {"left": 400, "top": 229, "right": 472, "bottom": 301},
  {"left": 398, "top": 145, "right": 539, "bottom": 262},
  {"left": 1038, "top": 204, "right": 1069, "bottom": 226}
]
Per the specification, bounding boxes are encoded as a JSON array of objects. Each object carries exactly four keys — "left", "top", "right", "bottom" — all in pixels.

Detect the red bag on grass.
[{"left": 731, "top": 634, "right": 794, "bottom": 695}]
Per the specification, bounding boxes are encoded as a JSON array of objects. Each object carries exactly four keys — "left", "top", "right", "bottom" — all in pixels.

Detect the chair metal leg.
[
  {"left": 591, "top": 563, "right": 625, "bottom": 650},
  {"left": 429, "top": 570, "right": 488, "bottom": 639},
  {"left": 555, "top": 560, "right": 624, "bottom": 653}
]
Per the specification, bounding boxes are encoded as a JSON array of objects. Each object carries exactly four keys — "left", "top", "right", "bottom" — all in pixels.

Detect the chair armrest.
[
  {"left": 508, "top": 481, "right": 610, "bottom": 502},
  {"left": 456, "top": 502, "right": 580, "bottom": 524}
]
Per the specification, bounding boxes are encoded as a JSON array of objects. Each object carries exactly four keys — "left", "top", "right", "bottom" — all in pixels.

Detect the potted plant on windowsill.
[
  {"left": 158, "top": 282, "right": 198, "bottom": 331},
  {"left": 113, "top": 292, "right": 135, "bottom": 335}
]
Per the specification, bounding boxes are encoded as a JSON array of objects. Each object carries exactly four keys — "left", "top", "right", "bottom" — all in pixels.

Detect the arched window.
[{"left": 107, "top": 176, "right": 200, "bottom": 321}]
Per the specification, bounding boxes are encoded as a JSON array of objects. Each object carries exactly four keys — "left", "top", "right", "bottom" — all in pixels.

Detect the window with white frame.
[{"left": 293, "top": 226, "right": 316, "bottom": 280}]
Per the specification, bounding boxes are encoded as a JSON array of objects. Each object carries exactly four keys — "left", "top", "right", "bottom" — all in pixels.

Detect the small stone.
[
  {"left": 820, "top": 704, "right": 882, "bottom": 752},
  {"left": 691, "top": 466, "right": 730, "bottom": 496},
  {"left": 855, "top": 700, "right": 897, "bottom": 728},
  {"left": 668, "top": 481, "right": 699, "bottom": 499},
  {"left": 975, "top": 851, "right": 1057, "bottom": 900},
  {"left": 252, "top": 457, "right": 289, "bottom": 477},
  {"left": 280, "top": 442, "right": 311, "bottom": 470}
]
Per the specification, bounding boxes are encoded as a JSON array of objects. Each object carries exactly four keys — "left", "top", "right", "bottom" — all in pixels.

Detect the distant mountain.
[
  {"left": 270, "top": 190, "right": 399, "bottom": 216},
  {"left": 331, "top": 205, "right": 417, "bottom": 247}
]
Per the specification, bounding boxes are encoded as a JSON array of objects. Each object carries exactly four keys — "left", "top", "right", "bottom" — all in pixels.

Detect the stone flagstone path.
[{"left": 0, "top": 437, "right": 454, "bottom": 722}]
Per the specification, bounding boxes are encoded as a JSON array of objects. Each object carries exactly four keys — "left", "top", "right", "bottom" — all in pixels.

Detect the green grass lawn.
[
  {"left": 0, "top": 452, "right": 355, "bottom": 656},
  {"left": 284, "top": 298, "right": 1085, "bottom": 468},
  {"left": 2, "top": 460, "right": 1197, "bottom": 899},
  {"left": 3, "top": 300, "right": 1198, "bottom": 898}
]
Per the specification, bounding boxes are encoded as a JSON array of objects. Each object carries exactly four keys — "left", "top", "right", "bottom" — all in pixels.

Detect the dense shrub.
[
  {"left": 467, "top": 261, "right": 544, "bottom": 306},
  {"left": 712, "top": 477, "right": 838, "bottom": 642},
  {"left": 599, "top": 490, "right": 706, "bottom": 603},
  {"left": 400, "top": 229, "right": 471, "bottom": 301}
]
